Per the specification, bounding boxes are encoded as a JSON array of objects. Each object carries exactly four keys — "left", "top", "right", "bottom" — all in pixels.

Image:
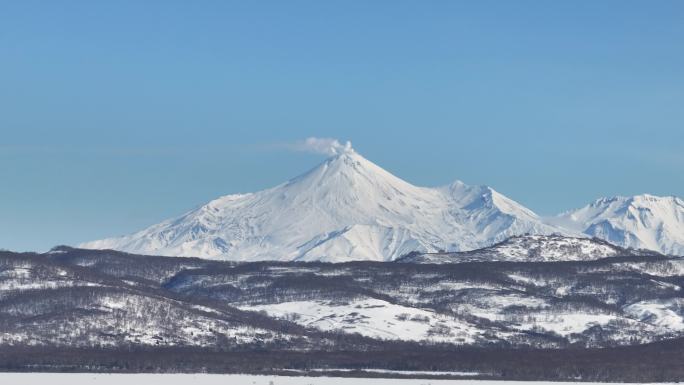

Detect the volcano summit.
[{"left": 81, "top": 146, "right": 565, "bottom": 261}]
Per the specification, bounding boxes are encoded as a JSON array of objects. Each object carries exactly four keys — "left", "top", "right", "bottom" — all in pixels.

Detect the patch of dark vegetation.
[{"left": 2, "top": 340, "right": 684, "bottom": 382}]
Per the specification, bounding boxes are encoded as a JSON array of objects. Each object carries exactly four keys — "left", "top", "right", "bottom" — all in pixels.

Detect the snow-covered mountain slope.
[
  {"left": 549, "top": 195, "right": 684, "bottom": 256},
  {"left": 0, "top": 250, "right": 306, "bottom": 349},
  {"left": 398, "top": 234, "right": 653, "bottom": 264},
  {"left": 3, "top": 246, "right": 684, "bottom": 350},
  {"left": 157, "top": 247, "right": 684, "bottom": 348},
  {"left": 239, "top": 297, "right": 491, "bottom": 344},
  {"left": 80, "top": 147, "right": 562, "bottom": 262},
  {"left": 80, "top": 145, "right": 684, "bottom": 261}
]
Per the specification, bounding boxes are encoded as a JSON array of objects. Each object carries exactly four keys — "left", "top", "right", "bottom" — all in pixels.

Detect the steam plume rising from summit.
[{"left": 294, "top": 137, "right": 353, "bottom": 156}]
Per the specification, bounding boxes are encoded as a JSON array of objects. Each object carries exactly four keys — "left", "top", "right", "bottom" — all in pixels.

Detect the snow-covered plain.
[
  {"left": 0, "top": 374, "right": 667, "bottom": 385},
  {"left": 240, "top": 298, "right": 486, "bottom": 344}
]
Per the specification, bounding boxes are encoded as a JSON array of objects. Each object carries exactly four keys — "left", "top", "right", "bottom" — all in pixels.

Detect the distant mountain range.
[
  {"left": 80, "top": 147, "right": 684, "bottom": 261},
  {"left": 551, "top": 194, "right": 684, "bottom": 255}
]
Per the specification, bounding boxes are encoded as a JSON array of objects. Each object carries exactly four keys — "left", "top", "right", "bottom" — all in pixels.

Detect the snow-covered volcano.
[{"left": 80, "top": 147, "right": 562, "bottom": 261}]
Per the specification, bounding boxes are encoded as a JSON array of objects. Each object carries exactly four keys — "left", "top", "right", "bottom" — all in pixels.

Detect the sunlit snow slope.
[
  {"left": 81, "top": 147, "right": 561, "bottom": 261},
  {"left": 550, "top": 195, "right": 684, "bottom": 256}
]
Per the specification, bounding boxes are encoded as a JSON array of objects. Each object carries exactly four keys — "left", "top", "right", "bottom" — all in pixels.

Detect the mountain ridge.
[
  {"left": 397, "top": 234, "right": 659, "bottom": 264},
  {"left": 550, "top": 194, "right": 684, "bottom": 255},
  {"left": 80, "top": 147, "right": 684, "bottom": 260}
]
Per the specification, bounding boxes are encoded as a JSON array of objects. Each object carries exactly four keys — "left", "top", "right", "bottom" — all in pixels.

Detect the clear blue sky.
[{"left": 1, "top": 1, "right": 683, "bottom": 252}]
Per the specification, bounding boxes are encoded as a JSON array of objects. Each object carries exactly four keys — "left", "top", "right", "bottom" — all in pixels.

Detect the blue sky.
[{"left": 1, "top": 1, "right": 683, "bottom": 251}]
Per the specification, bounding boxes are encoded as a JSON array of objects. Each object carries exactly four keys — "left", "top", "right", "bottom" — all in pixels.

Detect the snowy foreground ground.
[{"left": 0, "top": 374, "right": 673, "bottom": 385}]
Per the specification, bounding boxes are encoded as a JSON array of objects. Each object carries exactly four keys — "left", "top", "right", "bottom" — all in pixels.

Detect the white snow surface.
[
  {"left": 0, "top": 374, "right": 595, "bottom": 385},
  {"left": 239, "top": 298, "right": 487, "bottom": 344},
  {"left": 81, "top": 149, "right": 562, "bottom": 262},
  {"left": 551, "top": 194, "right": 684, "bottom": 255},
  {"left": 624, "top": 298, "right": 684, "bottom": 331},
  {"left": 80, "top": 148, "right": 684, "bottom": 260}
]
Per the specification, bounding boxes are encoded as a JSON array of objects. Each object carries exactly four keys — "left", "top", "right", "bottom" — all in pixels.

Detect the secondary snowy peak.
[
  {"left": 443, "top": 181, "right": 560, "bottom": 241},
  {"left": 552, "top": 194, "right": 684, "bottom": 256},
  {"left": 397, "top": 234, "right": 651, "bottom": 264},
  {"left": 80, "top": 149, "right": 562, "bottom": 262}
]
